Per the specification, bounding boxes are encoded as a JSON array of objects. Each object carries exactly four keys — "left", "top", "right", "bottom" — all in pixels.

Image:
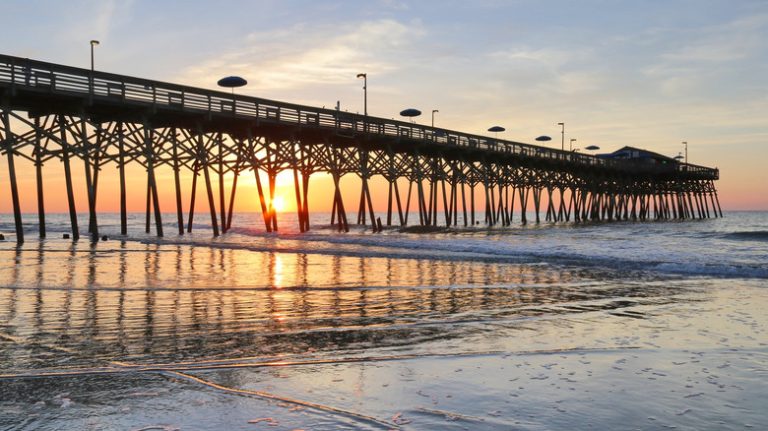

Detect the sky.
[{"left": 1, "top": 0, "right": 766, "bottom": 213}]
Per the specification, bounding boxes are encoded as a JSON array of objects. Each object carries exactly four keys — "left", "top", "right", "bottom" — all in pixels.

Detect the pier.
[{"left": 0, "top": 54, "right": 721, "bottom": 243}]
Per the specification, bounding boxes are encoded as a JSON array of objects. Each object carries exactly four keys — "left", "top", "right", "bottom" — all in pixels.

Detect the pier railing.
[{"left": 0, "top": 54, "right": 717, "bottom": 180}]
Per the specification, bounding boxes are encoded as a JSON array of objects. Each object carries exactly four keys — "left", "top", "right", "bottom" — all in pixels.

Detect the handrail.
[{"left": 0, "top": 53, "right": 718, "bottom": 180}]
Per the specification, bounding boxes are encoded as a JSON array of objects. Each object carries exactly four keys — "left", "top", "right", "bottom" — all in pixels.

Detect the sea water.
[{"left": 0, "top": 211, "right": 766, "bottom": 430}]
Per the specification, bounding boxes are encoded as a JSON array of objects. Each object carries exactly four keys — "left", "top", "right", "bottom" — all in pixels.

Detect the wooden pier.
[{"left": 0, "top": 54, "right": 721, "bottom": 243}]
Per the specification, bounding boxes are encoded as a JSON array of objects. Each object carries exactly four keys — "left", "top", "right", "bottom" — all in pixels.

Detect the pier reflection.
[{"left": 0, "top": 243, "right": 687, "bottom": 369}]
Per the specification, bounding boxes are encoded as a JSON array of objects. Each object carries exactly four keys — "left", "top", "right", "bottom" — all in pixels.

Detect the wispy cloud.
[
  {"left": 661, "top": 12, "right": 768, "bottom": 63},
  {"left": 178, "top": 19, "right": 425, "bottom": 92}
]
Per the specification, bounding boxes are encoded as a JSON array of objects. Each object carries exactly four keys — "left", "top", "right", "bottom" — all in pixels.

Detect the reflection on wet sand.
[{"left": 0, "top": 243, "right": 688, "bottom": 368}]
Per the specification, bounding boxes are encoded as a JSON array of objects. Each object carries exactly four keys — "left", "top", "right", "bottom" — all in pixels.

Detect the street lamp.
[
  {"left": 570, "top": 138, "right": 577, "bottom": 151},
  {"left": 356, "top": 73, "right": 367, "bottom": 116},
  {"left": 557, "top": 122, "right": 565, "bottom": 151},
  {"left": 90, "top": 40, "right": 99, "bottom": 72},
  {"left": 431, "top": 109, "right": 439, "bottom": 127},
  {"left": 682, "top": 141, "right": 688, "bottom": 164}
]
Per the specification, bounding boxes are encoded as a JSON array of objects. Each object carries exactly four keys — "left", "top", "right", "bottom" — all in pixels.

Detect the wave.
[
  {"left": 722, "top": 231, "right": 768, "bottom": 242},
  {"left": 134, "top": 228, "right": 768, "bottom": 280}
]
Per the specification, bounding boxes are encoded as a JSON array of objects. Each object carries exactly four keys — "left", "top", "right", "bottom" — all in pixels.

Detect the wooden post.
[
  {"left": 470, "top": 185, "right": 476, "bottom": 226},
  {"left": 708, "top": 183, "right": 720, "bottom": 218},
  {"left": 713, "top": 184, "right": 723, "bottom": 217},
  {"left": 417, "top": 178, "right": 426, "bottom": 226},
  {"left": 450, "top": 180, "right": 457, "bottom": 226},
  {"left": 2, "top": 111, "right": 24, "bottom": 243},
  {"left": 144, "top": 124, "right": 163, "bottom": 237},
  {"left": 34, "top": 116, "right": 46, "bottom": 238},
  {"left": 441, "top": 179, "right": 450, "bottom": 226},
  {"left": 331, "top": 194, "right": 337, "bottom": 226},
  {"left": 199, "top": 132, "right": 220, "bottom": 237},
  {"left": 364, "top": 178, "right": 377, "bottom": 232},
  {"left": 92, "top": 126, "right": 103, "bottom": 228},
  {"left": 331, "top": 169, "right": 349, "bottom": 232},
  {"left": 461, "top": 182, "right": 468, "bottom": 227},
  {"left": 357, "top": 186, "right": 366, "bottom": 225},
  {"left": 59, "top": 115, "right": 79, "bottom": 241},
  {"left": 248, "top": 133, "right": 271, "bottom": 232},
  {"left": 429, "top": 177, "right": 437, "bottom": 226},
  {"left": 218, "top": 134, "right": 227, "bottom": 234},
  {"left": 226, "top": 153, "right": 241, "bottom": 232},
  {"left": 394, "top": 178, "right": 405, "bottom": 226},
  {"left": 301, "top": 170, "right": 311, "bottom": 232},
  {"left": 508, "top": 186, "right": 516, "bottom": 225},
  {"left": 81, "top": 119, "right": 98, "bottom": 238},
  {"left": 497, "top": 184, "right": 506, "bottom": 226},
  {"left": 187, "top": 160, "right": 199, "bottom": 233},
  {"left": 172, "top": 128, "right": 184, "bottom": 235},
  {"left": 118, "top": 122, "right": 127, "bottom": 235},
  {"left": 268, "top": 171, "right": 278, "bottom": 232},
  {"left": 292, "top": 161, "right": 305, "bottom": 232},
  {"left": 145, "top": 178, "right": 151, "bottom": 233},
  {"left": 403, "top": 180, "right": 413, "bottom": 226}
]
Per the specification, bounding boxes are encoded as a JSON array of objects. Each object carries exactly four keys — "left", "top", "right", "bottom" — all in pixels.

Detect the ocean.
[{"left": 1, "top": 211, "right": 766, "bottom": 430}]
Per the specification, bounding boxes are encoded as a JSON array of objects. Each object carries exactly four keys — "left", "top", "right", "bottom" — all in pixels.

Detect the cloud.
[
  {"left": 487, "top": 47, "right": 589, "bottom": 69},
  {"left": 177, "top": 19, "right": 425, "bottom": 92},
  {"left": 660, "top": 12, "right": 768, "bottom": 63}
]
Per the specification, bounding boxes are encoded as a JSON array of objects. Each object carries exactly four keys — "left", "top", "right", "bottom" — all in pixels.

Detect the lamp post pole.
[
  {"left": 682, "top": 141, "right": 688, "bottom": 164},
  {"left": 431, "top": 109, "right": 438, "bottom": 127},
  {"left": 356, "top": 73, "right": 367, "bottom": 116},
  {"left": 89, "top": 40, "right": 99, "bottom": 97},
  {"left": 90, "top": 40, "right": 99, "bottom": 72},
  {"left": 570, "top": 138, "right": 577, "bottom": 151},
  {"left": 557, "top": 122, "right": 565, "bottom": 151}
]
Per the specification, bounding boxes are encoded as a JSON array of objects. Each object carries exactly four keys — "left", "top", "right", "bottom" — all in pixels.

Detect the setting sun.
[{"left": 270, "top": 196, "right": 286, "bottom": 212}]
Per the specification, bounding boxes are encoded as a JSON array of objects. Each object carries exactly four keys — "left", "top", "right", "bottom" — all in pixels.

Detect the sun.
[{"left": 270, "top": 196, "right": 286, "bottom": 212}]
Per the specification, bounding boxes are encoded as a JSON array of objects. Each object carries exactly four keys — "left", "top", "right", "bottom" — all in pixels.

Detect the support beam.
[
  {"left": 118, "top": 122, "right": 127, "bottom": 235},
  {"left": 81, "top": 119, "right": 98, "bottom": 239},
  {"left": 2, "top": 111, "right": 24, "bottom": 243},
  {"left": 58, "top": 115, "right": 79, "bottom": 241},
  {"left": 218, "top": 133, "right": 227, "bottom": 234},
  {"left": 172, "top": 128, "right": 184, "bottom": 235},
  {"left": 34, "top": 117, "right": 46, "bottom": 238},
  {"left": 144, "top": 124, "right": 163, "bottom": 237},
  {"left": 197, "top": 130, "right": 219, "bottom": 236}
]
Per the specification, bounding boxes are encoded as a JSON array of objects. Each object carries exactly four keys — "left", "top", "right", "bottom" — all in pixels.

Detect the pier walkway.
[{"left": 0, "top": 54, "right": 721, "bottom": 242}]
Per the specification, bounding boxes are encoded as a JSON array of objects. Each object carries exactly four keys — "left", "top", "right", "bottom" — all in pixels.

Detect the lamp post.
[
  {"left": 570, "top": 138, "right": 577, "bottom": 151},
  {"left": 557, "top": 122, "right": 565, "bottom": 151},
  {"left": 431, "top": 109, "right": 438, "bottom": 127},
  {"left": 356, "top": 73, "right": 367, "bottom": 116},
  {"left": 682, "top": 141, "right": 688, "bottom": 164},
  {"left": 90, "top": 40, "right": 99, "bottom": 72}
]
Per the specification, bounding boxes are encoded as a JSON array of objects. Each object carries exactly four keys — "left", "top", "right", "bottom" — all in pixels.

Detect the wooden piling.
[
  {"left": 2, "top": 111, "right": 24, "bottom": 243},
  {"left": 172, "top": 128, "right": 184, "bottom": 235},
  {"left": 218, "top": 134, "right": 227, "bottom": 234},
  {"left": 292, "top": 161, "right": 305, "bottom": 232},
  {"left": 187, "top": 160, "right": 199, "bottom": 233},
  {"left": 225, "top": 153, "right": 240, "bottom": 232},
  {"left": 81, "top": 119, "right": 98, "bottom": 238},
  {"left": 144, "top": 125, "right": 163, "bottom": 237},
  {"left": 248, "top": 134, "right": 271, "bottom": 232},
  {"left": 34, "top": 117, "right": 46, "bottom": 238},
  {"left": 268, "top": 172, "right": 278, "bottom": 232},
  {"left": 58, "top": 115, "right": 79, "bottom": 241},
  {"left": 117, "top": 122, "right": 127, "bottom": 235}
]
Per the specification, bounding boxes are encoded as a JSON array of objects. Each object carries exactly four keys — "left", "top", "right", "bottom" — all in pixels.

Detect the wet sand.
[{"left": 0, "top": 239, "right": 766, "bottom": 430}]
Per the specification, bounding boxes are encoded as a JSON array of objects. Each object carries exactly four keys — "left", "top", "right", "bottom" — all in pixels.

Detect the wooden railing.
[{"left": 0, "top": 53, "right": 718, "bottom": 180}]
